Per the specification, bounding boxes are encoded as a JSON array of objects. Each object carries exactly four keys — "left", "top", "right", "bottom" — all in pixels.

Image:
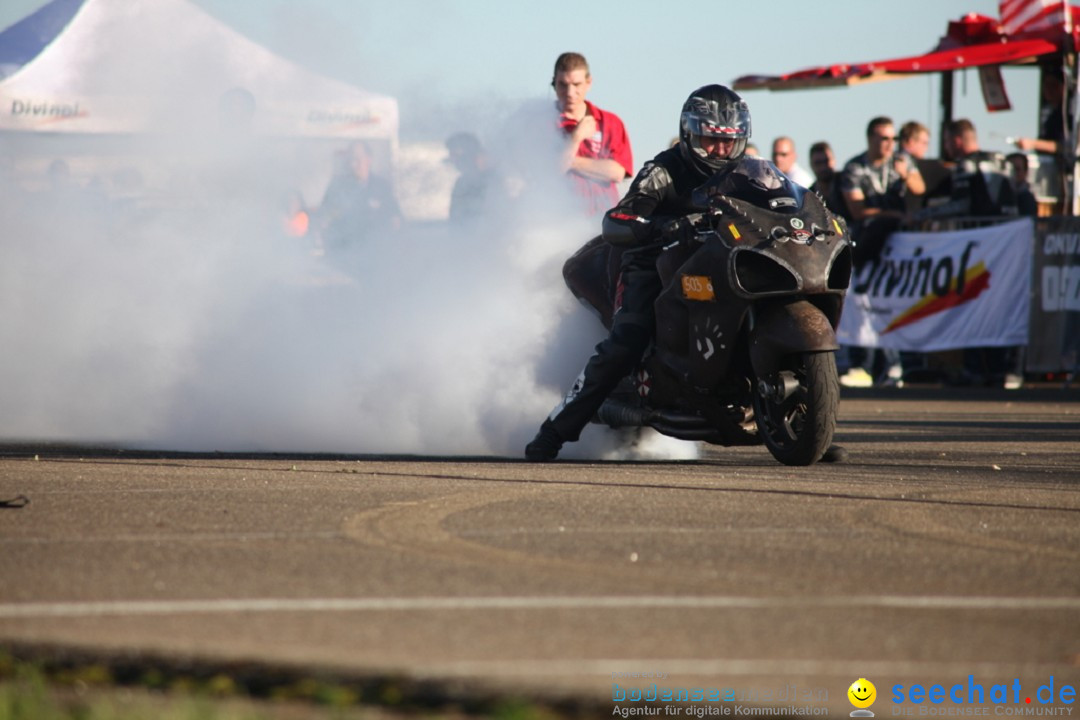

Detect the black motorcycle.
[{"left": 563, "top": 160, "right": 852, "bottom": 465}]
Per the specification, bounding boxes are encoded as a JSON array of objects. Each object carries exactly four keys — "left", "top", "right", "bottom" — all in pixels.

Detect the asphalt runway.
[{"left": 1, "top": 386, "right": 1079, "bottom": 716}]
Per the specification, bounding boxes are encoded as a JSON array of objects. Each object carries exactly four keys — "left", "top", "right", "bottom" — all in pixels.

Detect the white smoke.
[{"left": 0, "top": 8, "right": 698, "bottom": 460}]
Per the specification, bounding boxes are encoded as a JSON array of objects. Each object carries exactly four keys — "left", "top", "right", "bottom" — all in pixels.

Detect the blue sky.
[{"left": 1, "top": 0, "right": 1043, "bottom": 169}]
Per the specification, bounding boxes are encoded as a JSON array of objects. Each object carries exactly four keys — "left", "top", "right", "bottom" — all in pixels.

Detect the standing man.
[
  {"left": 317, "top": 140, "right": 402, "bottom": 252},
  {"left": 552, "top": 52, "right": 634, "bottom": 215},
  {"left": 771, "top": 136, "right": 814, "bottom": 187},
  {"left": 1006, "top": 152, "right": 1040, "bottom": 218},
  {"left": 839, "top": 116, "right": 924, "bottom": 259},
  {"left": 445, "top": 131, "right": 499, "bottom": 224},
  {"left": 807, "top": 141, "right": 839, "bottom": 211},
  {"left": 899, "top": 120, "right": 931, "bottom": 160},
  {"left": 899, "top": 120, "right": 949, "bottom": 208},
  {"left": 922, "top": 120, "right": 1019, "bottom": 387},
  {"left": 838, "top": 116, "right": 924, "bottom": 388},
  {"left": 920, "top": 118, "right": 1017, "bottom": 219},
  {"left": 1013, "top": 69, "right": 1068, "bottom": 156}
]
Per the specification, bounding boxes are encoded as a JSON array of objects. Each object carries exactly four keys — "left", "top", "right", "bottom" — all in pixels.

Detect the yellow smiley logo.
[{"left": 848, "top": 678, "right": 877, "bottom": 709}]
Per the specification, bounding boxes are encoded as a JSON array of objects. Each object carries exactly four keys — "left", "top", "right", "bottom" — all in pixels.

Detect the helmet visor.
[
  {"left": 683, "top": 115, "right": 748, "bottom": 169},
  {"left": 682, "top": 114, "right": 748, "bottom": 140}
]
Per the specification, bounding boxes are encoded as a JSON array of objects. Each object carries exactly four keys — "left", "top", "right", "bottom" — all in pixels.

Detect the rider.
[{"left": 525, "top": 84, "right": 847, "bottom": 463}]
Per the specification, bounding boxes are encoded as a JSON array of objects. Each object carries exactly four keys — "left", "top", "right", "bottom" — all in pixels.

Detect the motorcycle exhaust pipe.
[
  {"left": 597, "top": 401, "right": 652, "bottom": 428},
  {"left": 646, "top": 423, "right": 723, "bottom": 440},
  {"left": 599, "top": 401, "right": 715, "bottom": 432}
]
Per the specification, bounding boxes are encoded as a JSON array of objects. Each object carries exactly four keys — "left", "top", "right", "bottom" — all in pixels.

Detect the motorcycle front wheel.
[{"left": 752, "top": 351, "right": 839, "bottom": 466}]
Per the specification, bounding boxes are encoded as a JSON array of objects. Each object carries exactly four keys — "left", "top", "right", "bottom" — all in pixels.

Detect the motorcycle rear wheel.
[{"left": 752, "top": 351, "right": 839, "bottom": 466}]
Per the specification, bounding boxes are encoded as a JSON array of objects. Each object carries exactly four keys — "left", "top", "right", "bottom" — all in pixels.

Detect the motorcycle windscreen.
[{"left": 691, "top": 157, "right": 807, "bottom": 212}]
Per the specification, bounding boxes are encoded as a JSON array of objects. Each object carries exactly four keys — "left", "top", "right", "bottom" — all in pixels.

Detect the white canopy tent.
[{"left": 0, "top": 0, "right": 398, "bottom": 144}]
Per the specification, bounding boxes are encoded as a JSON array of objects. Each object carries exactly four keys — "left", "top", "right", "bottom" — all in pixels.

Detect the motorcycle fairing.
[
  {"left": 649, "top": 187, "right": 850, "bottom": 403},
  {"left": 711, "top": 192, "right": 849, "bottom": 299},
  {"left": 653, "top": 236, "right": 750, "bottom": 393},
  {"left": 748, "top": 299, "right": 841, "bottom": 381}
]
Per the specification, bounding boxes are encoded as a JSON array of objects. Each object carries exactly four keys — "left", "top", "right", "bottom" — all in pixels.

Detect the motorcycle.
[{"left": 563, "top": 159, "right": 852, "bottom": 466}]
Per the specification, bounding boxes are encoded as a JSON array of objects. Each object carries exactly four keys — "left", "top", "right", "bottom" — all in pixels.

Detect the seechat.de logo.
[{"left": 891, "top": 676, "right": 1077, "bottom": 710}]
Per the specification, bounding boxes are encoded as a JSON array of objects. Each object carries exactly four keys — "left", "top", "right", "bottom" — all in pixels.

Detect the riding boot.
[{"left": 525, "top": 246, "right": 662, "bottom": 462}]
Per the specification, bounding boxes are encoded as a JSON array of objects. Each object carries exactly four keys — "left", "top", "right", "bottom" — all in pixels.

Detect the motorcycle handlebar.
[{"left": 659, "top": 210, "right": 728, "bottom": 245}]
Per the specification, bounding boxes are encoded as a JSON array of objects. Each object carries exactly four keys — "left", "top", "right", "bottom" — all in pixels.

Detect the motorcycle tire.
[{"left": 752, "top": 351, "right": 839, "bottom": 466}]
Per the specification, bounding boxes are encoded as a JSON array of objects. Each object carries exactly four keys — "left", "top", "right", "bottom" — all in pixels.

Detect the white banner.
[{"left": 838, "top": 218, "right": 1035, "bottom": 351}]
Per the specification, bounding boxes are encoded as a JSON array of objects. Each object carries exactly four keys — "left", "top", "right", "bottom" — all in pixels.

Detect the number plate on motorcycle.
[{"left": 681, "top": 275, "right": 715, "bottom": 301}]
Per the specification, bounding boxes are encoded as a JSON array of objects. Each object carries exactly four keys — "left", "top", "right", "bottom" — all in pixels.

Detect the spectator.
[
  {"left": 896, "top": 121, "right": 944, "bottom": 378},
  {"left": 317, "top": 140, "right": 402, "bottom": 253},
  {"left": 1006, "top": 152, "right": 1039, "bottom": 218},
  {"left": 771, "top": 136, "right": 813, "bottom": 187},
  {"left": 920, "top": 121, "right": 1020, "bottom": 388},
  {"left": 807, "top": 141, "right": 840, "bottom": 212},
  {"left": 1013, "top": 68, "right": 1069, "bottom": 157},
  {"left": 899, "top": 120, "right": 931, "bottom": 160},
  {"left": 839, "top": 116, "right": 924, "bottom": 263},
  {"left": 838, "top": 116, "right": 924, "bottom": 388},
  {"left": 445, "top": 131, "right": 499, "bottom": 224},
  {"left": 552, "top": 52, "right": 633, "bottom": 215},
  {"left": 744, "top": 142, "right": 760, "bottom": 157},
  {"left": 920, "top": 119, "right": 1017, "bottom": 219},
  {"left": 1013, "top": 68, "right": 1070, "bottom": 210},
  {"left": 900, "top": 120, "right": 949, "bottom": 210}
]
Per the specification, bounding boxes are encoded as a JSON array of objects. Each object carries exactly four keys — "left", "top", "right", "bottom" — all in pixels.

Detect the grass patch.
[
  {"left": 0, "top": 650, "right": 590, "bottom": 720},
  {"left": 0, "top": 660, "right": 343, "bottom": 720}
]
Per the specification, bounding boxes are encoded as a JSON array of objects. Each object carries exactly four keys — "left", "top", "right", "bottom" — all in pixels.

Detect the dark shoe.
[
  {"left": 525, "top": 421, "right": 564, "bottom": 462},
  {"left": 820, "top": 444, "right": 849, "bottom": 463}
]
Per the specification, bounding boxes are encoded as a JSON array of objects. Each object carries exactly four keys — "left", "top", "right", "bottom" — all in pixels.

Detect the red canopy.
[{"left": 734, "top": 11, "right": 1077, "bottom": 92}]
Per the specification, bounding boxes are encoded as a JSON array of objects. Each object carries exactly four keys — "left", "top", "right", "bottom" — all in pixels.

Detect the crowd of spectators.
[
  {"left": 2, "top": 58, "right": 1058, "bottom": 390},
  {"left": 803, "top": 114, "right": 1038, "bottom": 389}
]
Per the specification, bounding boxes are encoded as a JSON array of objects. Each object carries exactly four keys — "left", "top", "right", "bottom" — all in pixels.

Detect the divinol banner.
[
  {"left": 1027, "top": 217, "right": 1080, "bottom": 372},
  {"left": 838, "top": 219, "right": 1034, "bottom": 351}
]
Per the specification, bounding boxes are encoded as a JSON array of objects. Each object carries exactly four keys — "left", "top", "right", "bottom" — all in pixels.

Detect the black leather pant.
[{"left": 546, "top": 244, "right": 663, "bottom": 442}]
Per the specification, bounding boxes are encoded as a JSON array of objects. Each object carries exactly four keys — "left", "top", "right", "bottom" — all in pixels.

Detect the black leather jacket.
[
  {"left": 600, "top": 147, "right": 798, "bottom": 248},
  {"left": 601, "top": 146, "right": 708, "bottom": 248}
]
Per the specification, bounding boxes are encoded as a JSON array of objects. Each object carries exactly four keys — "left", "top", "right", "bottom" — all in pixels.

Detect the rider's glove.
[{"left": 659, "top": 214, "right": 704, "bottom": 244}]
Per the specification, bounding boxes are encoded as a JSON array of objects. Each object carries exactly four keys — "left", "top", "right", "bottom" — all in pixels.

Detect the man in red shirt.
[{"left": 552, "top": 52, "right": 633, "bottom": 215}]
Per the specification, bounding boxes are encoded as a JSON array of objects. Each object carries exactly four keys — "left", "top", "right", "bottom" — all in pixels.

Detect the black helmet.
[{"left": 679, "top": 84, "right": 752, "bottom": 176}]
